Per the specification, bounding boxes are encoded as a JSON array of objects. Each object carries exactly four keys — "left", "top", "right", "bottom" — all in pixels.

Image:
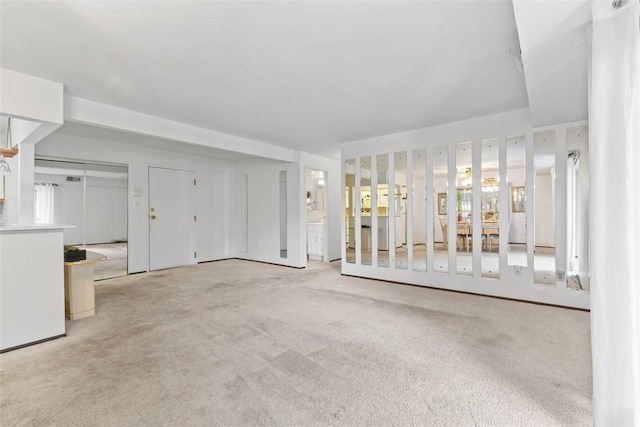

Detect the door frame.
[{"left": 305, "top": 167, "right": 329, "bottom": 265}]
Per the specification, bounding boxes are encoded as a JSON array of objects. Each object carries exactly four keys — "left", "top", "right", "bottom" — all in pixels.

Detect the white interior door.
[{"left": 149, "top": 167, "right": 195, "bottom": 271}]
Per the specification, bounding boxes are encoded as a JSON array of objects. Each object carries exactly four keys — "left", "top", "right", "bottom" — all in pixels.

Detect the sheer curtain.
[
  {"left": 590, "top": 0, "right": 640, "bottom": 425},
  {"left": 34, "top": 182, "right": 56, "bottom": 224}
]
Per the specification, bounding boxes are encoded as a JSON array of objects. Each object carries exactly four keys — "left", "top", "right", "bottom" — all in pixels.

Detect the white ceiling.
[
  {"left": 512, "top": 0, "right": 591, "bottom": 127},
  {"left": 1, "top": 0, "right": 531, "bottom": 158}
]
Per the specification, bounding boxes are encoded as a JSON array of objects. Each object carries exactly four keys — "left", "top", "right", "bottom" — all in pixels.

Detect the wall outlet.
[
  {"left": 514, "top": 265, "right": 522, "bottom": 275},
  {"left": 556, "top": 271, "right": 566, "bottom": 281}
]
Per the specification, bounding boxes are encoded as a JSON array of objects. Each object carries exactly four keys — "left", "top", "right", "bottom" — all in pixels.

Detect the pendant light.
[{"left": 0, "top": 117, "right": 14, "bottom": 176}]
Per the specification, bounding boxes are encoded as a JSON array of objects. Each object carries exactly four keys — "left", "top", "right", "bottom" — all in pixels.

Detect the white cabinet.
[{"left": 307, "top": 223, "right": 324, "bottom": 260}]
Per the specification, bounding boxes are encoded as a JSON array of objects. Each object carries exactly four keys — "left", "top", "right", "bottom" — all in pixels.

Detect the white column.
[{"left": 18, "top": 143, "right": 35, "bottom": 224}]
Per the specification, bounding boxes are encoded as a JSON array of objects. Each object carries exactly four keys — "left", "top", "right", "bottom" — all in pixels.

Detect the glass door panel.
[
  {"left": 345, "top": 159, "right": 355, "bottom": 264},
  {"left": 433, "top": 146, "right": 448, "bottom": 274},
  {"left": 412, "top": 149, "right": 427, "bottom": 272},
  {"left": 507, "top": 135, "right": 527, "bottom": 267},
  {"left": 481, "top": 138, "right": 500, "bottom": 279},
  {"left": 34, "top": 159, "right": 129, "bottom": 280},
  {"left": 394, "top": 151, "right": 408, "bottom": 269},
  {"left": 566, "top": 126, "right": 590, "bottom": 291},
  {"left": 360, "top": 156, "right": 372, "bottom": 265},
  {"left": 377, "top": 154, "right": 389, "bottom": 268},
  {"left": 456, "top": 142, "right": 473, "bottom": 276},
  {"left": 533, "top": 131, "right": 556, "bottom": 286}
]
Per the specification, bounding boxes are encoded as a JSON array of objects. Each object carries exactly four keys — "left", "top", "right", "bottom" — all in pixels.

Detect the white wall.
[
  {"left": 237, "top": 160, "right": 304, "bottom": 267},
  {"left": 34, "top": 127, "right": 339, "bottom": 272},
  {"left": 35, "top": 132, "right": 235, "bottom": 273},
  {"left": 195, "top": 169, "right": 226, "bottom": 261}
]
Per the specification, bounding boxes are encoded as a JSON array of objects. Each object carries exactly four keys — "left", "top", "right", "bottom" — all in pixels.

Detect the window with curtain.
[{"left": 34, "top": 182, "right": 57, "bottom": 224}]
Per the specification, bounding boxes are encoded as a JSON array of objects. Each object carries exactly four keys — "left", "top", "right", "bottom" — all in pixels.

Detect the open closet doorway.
[
  {"left": 34, "top": 158, "right": 128, "bottom": 281},
  {"left": 306, "top": 169, "right": 327, "bottom": 263}
]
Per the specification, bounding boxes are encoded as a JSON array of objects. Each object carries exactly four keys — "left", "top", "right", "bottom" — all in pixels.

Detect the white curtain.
[
  {"left": 34, "top": 182, "right": 56, "bottom": 224},
  {"left": 590, "top": 1, "right": 640, "bottom": 425}
]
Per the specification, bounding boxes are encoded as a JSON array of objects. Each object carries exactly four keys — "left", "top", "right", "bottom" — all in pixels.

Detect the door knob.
[
  {"left": 151, "top": 215, "right": 156, "bottom": 220},
  {"left": 150, "top": 208, "right": 155, "bottom": 212}
]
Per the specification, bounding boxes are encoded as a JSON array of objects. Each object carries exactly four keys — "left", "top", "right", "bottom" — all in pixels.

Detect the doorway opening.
[
  {"left": 34, "top": 158, "right": 129, "bottom": 281},
  {"left": 306, "top": 169, "right": 327, "bottom": 264}
]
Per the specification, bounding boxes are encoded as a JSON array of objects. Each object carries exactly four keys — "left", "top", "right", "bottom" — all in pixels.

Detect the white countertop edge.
[{"left": 0, "top": 224, "right": 76, "bottom": 232}]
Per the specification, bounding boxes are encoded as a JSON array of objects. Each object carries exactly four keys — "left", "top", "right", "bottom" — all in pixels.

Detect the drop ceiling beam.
[{"left": 64, "top": 95, "right": 297, "bottom": 163}]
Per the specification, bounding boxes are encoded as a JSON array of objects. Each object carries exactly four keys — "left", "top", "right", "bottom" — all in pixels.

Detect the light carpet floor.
[{"left": 0, "top": 259, "right": 592, "bottom": 426}]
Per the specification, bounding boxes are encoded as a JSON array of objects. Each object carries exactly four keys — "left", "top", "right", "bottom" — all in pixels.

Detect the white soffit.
[
  {"left": 1, "top": 1, "right": 528, "bottom": 158},
  {"left": 53, "top": 121, "right": 266, "bottom": 162},
  {"left": 512, "top": 0, "right": 591, "bottom": 127}
]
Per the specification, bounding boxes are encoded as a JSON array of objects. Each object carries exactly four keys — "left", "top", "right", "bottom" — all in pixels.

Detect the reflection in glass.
[
  {"left": 507, "top": 135, "right": 527, "bottom": 267},
  {"left": 377, "top": 154, "right": 389, "bottom": 268},
  {"left": 360, "top": 156, "right": 372, "bottom": 265},
  {"left": 394, "top": 152, "right": 408, "bottom": 269},
  {"left": 433, "top": 147, "right": 448, "bottom": 273},
  {"left": 412, "top": 149, "right": 427, "bottom": 272},
  {"left": 35, "top": 159, "right": 130, "bottom": 280},
  {"left": 456, "top": 142, "right": 473, "bottom": 276},
  {"left": 345, "top": 159, "right": 355, "bottom": 264},
  {"left": 534, "top": 131, "right": 556, "bottom": 286},
  {"left": 481, "top": 138, "right": 500, "bottom": 279},
  {"left": 279, "top": 170, "right": 287, "bottom": 258},
  {"left": 566, "top": 126, "right": 590, "bottom": 291},
  {"left": 35, "top": 160, "right": 86, "bottom": 244}
]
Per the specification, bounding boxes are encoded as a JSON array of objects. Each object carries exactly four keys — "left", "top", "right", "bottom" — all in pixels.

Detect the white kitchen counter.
[{"left": 0, "top": 224, "right": 73, "bottom": 352}]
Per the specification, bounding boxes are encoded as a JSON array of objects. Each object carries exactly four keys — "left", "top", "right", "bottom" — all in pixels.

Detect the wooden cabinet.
[{"left": 64, "top": 251, "right": 106, "bottom": 320}]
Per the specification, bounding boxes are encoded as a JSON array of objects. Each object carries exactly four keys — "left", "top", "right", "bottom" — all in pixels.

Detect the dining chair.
[{"left": 438, "top": 216, "right": 448, "bottom": 250}]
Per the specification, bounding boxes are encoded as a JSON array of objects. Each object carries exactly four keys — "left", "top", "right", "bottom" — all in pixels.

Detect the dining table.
[{"left": 456, "top": 222, "right": 500, "bottom": 252}]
